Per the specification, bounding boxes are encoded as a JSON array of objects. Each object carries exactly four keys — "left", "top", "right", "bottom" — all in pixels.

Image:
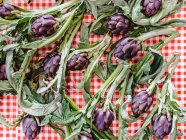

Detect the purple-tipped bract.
[
  {"left": 107, "top": 13, "right": 131, "bottom": 35},
  {"left": 93, "top": 108, "right": 114, "bottom": 132},
  {"left": 0, "top": 3, "right": 15, "bottom": 19},
  {"left": 31, "top": 15, "right": 58, "bottom": 36},
  {"left": 44, "top": 53, "right": 60, "bottom": 78},
  {"left": 114, "top": 37, "right": 141, "bottom": 60},
  {"left": 132, "top": 90, "right": 153, "bottom": 117},
  {"left": 22, "top": 115, "right": 41, "bottom": 140},
  {"left": 67, "top": 52, "right": 89, "bottom": 71},
  {"left": 142, "top": 0, "right": 162, "bottom": 17},
  {"left": 152, "top": 112, "right": 172, "bottom": 139}
]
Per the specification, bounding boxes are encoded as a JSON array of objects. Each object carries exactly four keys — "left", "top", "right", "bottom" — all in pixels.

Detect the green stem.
[
  {"left": 147, "top": 53, "right": 180, "bottom": 94},
  {"left": 18, "top": 50, "right": 36, "bottom": 94},
  {"left": 98, "top": 64, "right": 124, "bottom": 94},
  {"left": 104, "top": 65, "right": 130, "bottom": 109},
  {"left": 137, "top": 28, "right": 178, "bottom": 42},
  {"left": 65, "top": 126, "right": 71, "bottom": 137},
  {"left": 0, "top": 18, "right": 18, "bottom": 24},
  {"left": 21, "top": 0, "right": 80, "bottom": 15},
  {"left": 57, "top": 20, "right": 82, "bottom": 92},
  {"left": 118, "top": 72, "right": 130, "bottom": 140}
]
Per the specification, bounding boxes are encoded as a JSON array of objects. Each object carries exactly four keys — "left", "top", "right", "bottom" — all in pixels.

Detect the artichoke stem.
[
  {"left": 104, "top": 65, "right": 130, "bottom": 109},
  {"left": 137, "top": 28, "right": 178, "bottom": 42}
]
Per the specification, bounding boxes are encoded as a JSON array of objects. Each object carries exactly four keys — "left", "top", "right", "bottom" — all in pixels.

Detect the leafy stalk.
[
  {"left": 118, "top": 72, "right": 130, "bottom": 140},
  {"left": 22, "top": 10, "right": 76, "bottom": 49},
  {"left": 134, "top": 29, "right": 179, "bottom": 81}
]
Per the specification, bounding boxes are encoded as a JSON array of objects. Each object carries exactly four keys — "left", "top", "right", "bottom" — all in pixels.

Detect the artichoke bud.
[
  {"left": 78, "top": 131, "right": 94, "bottom": 140},
  {"left": 93, "top": 107, "right": 114, "bottom": 132},
  {"left": 0, "top": 63, "right": 7, "bottom": 80},
  {"left": 152, "top": 112, "right": 172, "bottom": 139},
  {"left": 132, "top": 90, "right": 153, "bottom": 117},
  {"left": 0, "top": 3, "right": 16, "bottom": 19},
  {"left": 67, "top": 52, "right": 89, "bottom": 71},
  {"left": 114, "top": 37, "right": 141, "bottom": 60},
  {"left": 142, "top": 0, "right": 162, "bottom": 17},
  {"left": 22, "top": 115, "right": 41, "bottom": 140},
  {"left": 107, "top": 13, "right": 132, "bottom": 35},
  {"left": 43, "top": 52, "right": 60, "bottom": 78},
  {"left": 31, "top": 14, "right": 58, "bottom": 36}
]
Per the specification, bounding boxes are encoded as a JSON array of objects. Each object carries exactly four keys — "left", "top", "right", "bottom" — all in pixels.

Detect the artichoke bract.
[
  {"left": 0, "top": 3, "right": 16, "bottom": 19},
  {"left": 107, "top": 13, "right": 131, "bottom": 35},
  {"left": 142, "top": 0, "right": 162, "bottom": 17},
  {"left": 67, "top": 52, "right": 89, "bottom": 71},
  {"left": 132, "top": 90, "right": 153, "bottom": 117},
  {"left": 152, "top": 112, "right": 172, "bottom": 139},
  {"left": 0, "top": 64, "right": 7, "bottom": 80},
  {"left": 31, "top": 15, "right": 58, "bottom": 36},
  {"left": 93, "top": 108, "right": 114, "bottom": 132},
  {"left": 43, "top": 53, "right": 61, "bottom": 78},
  {"left": 22, "top": 115, "right": 41, "bottom": 140},
  {"left": 114, "top": 37, "right": 141, "bottom": 60},
  {"left": 78, "top": 131, "right": 94, "bottom": 140}
]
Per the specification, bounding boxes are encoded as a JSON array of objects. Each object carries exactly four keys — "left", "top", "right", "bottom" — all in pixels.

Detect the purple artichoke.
[
  {"left": 43, "top": 53, "right": 60, "bottom": 78},
  {"left": 22, "top": 115, "right": 41, "bottom": 140},
  {"left": 131, "top": 90, "right": 153, "bottom": 117},
  {"left": 142, "top": 0, "right": 162, "bottom": 17},
  {"left": 31, "top": 15, "right": 58, "bottom": 36},
  {"left": 0, "top": 3, "right": 16, "bottom": 19},
  {"left": 67, "top": 52, "right": 89, "bottom": 71},
  {"left": 0, "top": 64, "right": 7, "bottom": 80},
  {"left": 93, "top": 108, "right": 114, "bottom": 132},
  {"left": 78, "top": 131, "right": 94, "bottom": 140},
  {"left": 114, "top": 37, "right": 141, "bottom": 60},
  {"left": 107, "top": 13, "right": 132, "bottom": 35},
  {"left": 152, "top": 112, "right": 172, "bottom": 139}
]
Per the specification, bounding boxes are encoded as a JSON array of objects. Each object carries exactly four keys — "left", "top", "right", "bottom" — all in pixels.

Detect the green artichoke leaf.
[
  {"left": 94, "top": 62, "right": 109, "bottom": 81},
  {"left": 112, "top": 0, "right": 131, "bottom": 15},
  {"left": 39, "top": 115, "right": 52, "bottom": 126},
  {"left": 80, "top": 23, "right": 90, "bottom": 45},
  {"left": 138, "top": 49, "right": 164, "bottom": 84},
  {"left": 19, "top": 85, "right": 62, "bottom": 116},
  {"left": 84, "top": 0, "right": 111, "bottom": 18},
  {"left": 65, "top": 117, "right": 86, "bottom": 140},
  {"left": 0, "top": 80, "right": 14, "bottom": 93}
]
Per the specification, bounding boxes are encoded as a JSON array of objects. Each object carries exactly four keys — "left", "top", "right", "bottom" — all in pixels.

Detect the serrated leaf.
[{"left": 40, "top": 115, "right": 52, "bottom": 126}]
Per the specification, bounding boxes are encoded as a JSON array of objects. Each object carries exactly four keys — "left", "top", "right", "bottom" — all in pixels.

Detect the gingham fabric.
[{"left": 0, "top": 0, "right": 186, "bottom": 140}]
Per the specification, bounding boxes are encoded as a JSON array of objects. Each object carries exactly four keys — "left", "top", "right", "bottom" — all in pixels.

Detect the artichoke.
[
  {"left": 0, "top": 3, "right": 16, "bottom": 19},
  {"left": 22, "top": 115, "right": 41, "bottom": 140},
  {"left": 142, "top": 0, "right": 162, "bottom": 17},
  {"left": 114, "top": 37, "right": 141, "bottom": 60},
  {"left": 131, "top": 90, "right": 153, "bottom": 117},
  {"left": 43, "top": 53, "right": 60, "bottom": 78},
  {"left": 93, "top": 108, "right": 114, "bottom": 132},
  {"left": 78, "top": 131, "right": 94, "bottom": 140},
  {"left": 31, "top": 15, "right": 58, "bottom": 36},
  {"left": 152, "top": 112, "right": 172, "bottom": 139},
  {"left": 107, "top": 13, "right": 131, "bottom": 35},
  {"left": 67, "top": 52, "right": 89, "bottom": 71},
  {"left": 0, "top": 64, "right": 7, "bottom": 80}
]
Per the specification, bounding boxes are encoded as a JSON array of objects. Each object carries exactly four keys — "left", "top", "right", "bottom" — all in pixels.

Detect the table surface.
[{"left": 0, "top": 0, "right": 186, "bottom": 140}]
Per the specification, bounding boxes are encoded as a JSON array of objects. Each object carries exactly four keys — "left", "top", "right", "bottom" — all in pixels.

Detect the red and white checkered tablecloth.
[{"left": 0, "top": 0, "right": 186, "bottom": 140}]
